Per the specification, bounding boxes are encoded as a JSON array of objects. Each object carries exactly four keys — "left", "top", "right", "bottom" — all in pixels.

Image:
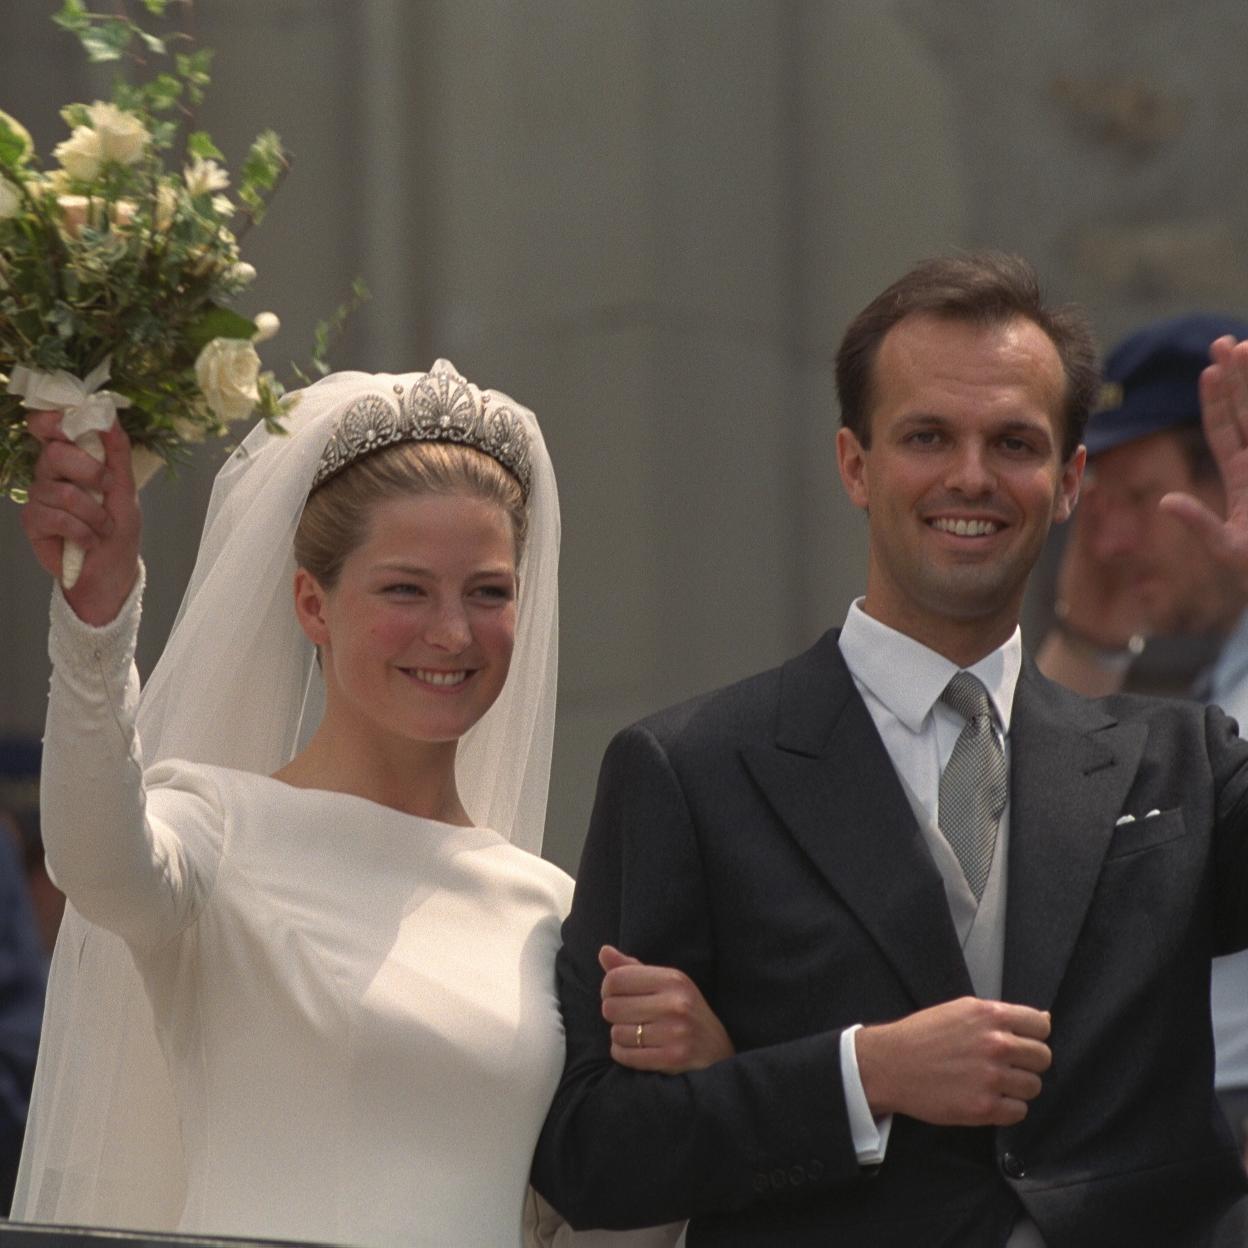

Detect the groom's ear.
[{"left": 292, "top": 567, "right": 331, "bottom": 647}]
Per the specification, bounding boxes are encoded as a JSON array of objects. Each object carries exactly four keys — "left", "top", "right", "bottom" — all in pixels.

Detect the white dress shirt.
[{"left": 835, "top": 600, "right": 1022, "bottom": 1162}]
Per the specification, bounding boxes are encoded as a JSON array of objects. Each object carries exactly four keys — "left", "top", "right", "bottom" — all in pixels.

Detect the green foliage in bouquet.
[{"left": 0, "top": 0, "right": 355, "bottom": 502}]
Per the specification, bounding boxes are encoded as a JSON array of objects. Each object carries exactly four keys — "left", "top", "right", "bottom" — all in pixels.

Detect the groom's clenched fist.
[{"left": 855, "top": 996, "right": 1053, "bottom": 1127}]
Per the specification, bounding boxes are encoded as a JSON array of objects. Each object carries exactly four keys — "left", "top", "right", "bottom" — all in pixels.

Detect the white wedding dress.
[{"left": 27, "top": 580, "right": 576, "bottom": 1246}]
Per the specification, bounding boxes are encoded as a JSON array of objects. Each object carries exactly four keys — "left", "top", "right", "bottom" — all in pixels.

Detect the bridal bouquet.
[{"left": 0, "top": 1, "right": 305, "bottom": 584}]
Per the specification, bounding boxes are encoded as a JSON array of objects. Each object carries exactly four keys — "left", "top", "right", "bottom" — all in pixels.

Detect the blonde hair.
[{"left": 294, "top": 441, "right": 527, "bottom": 588}]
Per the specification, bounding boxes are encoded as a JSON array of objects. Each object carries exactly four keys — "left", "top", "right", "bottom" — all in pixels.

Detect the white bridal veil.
[{"left": 11, "top": 362, "right": 560, "bottom": 1228}]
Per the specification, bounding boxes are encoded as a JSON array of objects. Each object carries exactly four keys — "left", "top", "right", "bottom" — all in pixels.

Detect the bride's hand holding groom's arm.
[
  {"left": 19, "top": 410, "right": 142, "bottom": 624},
  {"left": 599, "top": 944, "right": 734, "bottom": 1074}
]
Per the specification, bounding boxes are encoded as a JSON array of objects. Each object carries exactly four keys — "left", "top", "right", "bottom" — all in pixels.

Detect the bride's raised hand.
[
  {"left": 599, "top": 944, "right": 735, "bottom": 1075},
  {"left": 19, "top": 410, "right": 141, "bottom": 625}
]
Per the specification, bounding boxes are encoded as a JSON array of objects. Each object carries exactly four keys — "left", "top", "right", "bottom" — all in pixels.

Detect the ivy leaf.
[
  {"left": 176, "top": 49, "right": 213, "bottom": 105},
  {"left": 60, "top": 103, "right": 90, "bottom": 130},
  {"left": 79, "top": 19, "right": 133, "bottom": 63},
  {"left": 147, "top": 73, "right": 183, "bottom": 113},
  {"left": 49, "top": 302, "right": 78, "bottom": 341},
  {"left": 0, "top": 114, "right": 32, "bottom": 171},
  {"left": 52, "top": 1, "right": 88, "bottom": 35},
  {"left": 310, "top": 278, "right": 370, "bottom": 375},
  {"left": 185, "top": 304, "right": 256, "bottom": 355},
  {"left": 139, "top": 31, "right": 167, "bottom": 56},
  {"left": 187, "top": 130, "right": 224, "bottom": 160},
  {"left": 142, "top": 0, "right": 170, "bottom": 15},
  {"left": 112, "top": 82, "right": 144, "bottom": 113},
  {"left": 241, "top": 131, "right": 284, "bottom": 190},
  {"left": 149, "top": 119, "right": 178, "bottom": 150},
  {"left": 238, "top": 130, "right": 287, "bottom": 223}
]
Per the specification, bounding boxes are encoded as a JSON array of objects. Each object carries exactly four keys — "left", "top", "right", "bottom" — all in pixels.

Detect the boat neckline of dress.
[{"left": 150, "top": 755, "right": 509, "bottom": 840}]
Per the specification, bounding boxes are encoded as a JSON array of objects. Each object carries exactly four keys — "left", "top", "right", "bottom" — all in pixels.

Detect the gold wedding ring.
[{"left": 635, "top": 1022, "right": 645, "bottom": 1048}]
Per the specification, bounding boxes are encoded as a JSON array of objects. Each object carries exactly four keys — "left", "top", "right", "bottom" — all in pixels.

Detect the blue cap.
[{"left": 1085, "top": 313, "right": 1248, "bottom": 457}]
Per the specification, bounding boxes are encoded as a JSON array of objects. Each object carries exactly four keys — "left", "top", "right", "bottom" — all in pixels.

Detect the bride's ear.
[{"left": 292, "top": 567, "right": 331, "bottom": 647}]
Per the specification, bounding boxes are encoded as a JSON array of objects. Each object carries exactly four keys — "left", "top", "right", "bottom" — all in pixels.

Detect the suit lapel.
[
  {"left": 1002, "top": 660, "right": 1147, "bottom": 1010},
  {"left": 741, "top": 633, "right": 974, "bottom": 1009}
]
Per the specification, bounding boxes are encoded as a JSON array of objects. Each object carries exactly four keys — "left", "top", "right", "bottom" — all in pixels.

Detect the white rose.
[
  {"left": 0, "top": 176, "right": 20, "bottom": 220},
  {"left": 183, "top": 155, "right": 229, "bottom": 197},
  {"left": 227, "top": 261, "right": 257, "bottom": 285},
  {"left": 56, "top": 194, "right": 93, "bottom": 238},
  {"left": 54, "top": 126, "right": 102, "bottom": 181},
  {"left": 110, "top": 198, "right": 136, "bottom": 230},
  {"left": 195, "top": 337, "right": 261, "bottom": 425},
  {"left": 86, "top": 101, "right": 149, "bottom": 166},
  {"left": 27, "top": 171, "right": 69, "bottom": 200},
  {"left": 153, "top": 182, "right": 179, "bottom": 231},
  {"left": 252, "top": 311, "right": 280, "bottom": 342}
]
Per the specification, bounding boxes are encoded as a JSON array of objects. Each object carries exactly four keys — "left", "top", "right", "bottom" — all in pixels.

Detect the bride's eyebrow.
[{"left": 375, "top": 562, "right": 435, "bottom": 576}]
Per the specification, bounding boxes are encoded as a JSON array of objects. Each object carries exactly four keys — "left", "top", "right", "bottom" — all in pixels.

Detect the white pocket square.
[{"left": 1116, "top": 809, "right": 1162, "bottom": 826}]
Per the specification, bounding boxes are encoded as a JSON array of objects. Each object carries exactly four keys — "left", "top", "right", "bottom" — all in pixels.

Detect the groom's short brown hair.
[{"left": 835, "top": 251, "right": 1099, "bottom": 461}]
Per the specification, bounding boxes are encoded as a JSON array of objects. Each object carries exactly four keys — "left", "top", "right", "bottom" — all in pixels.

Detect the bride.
[{"left": 9, "top": 362, "right": 698, "bottom": 1245}]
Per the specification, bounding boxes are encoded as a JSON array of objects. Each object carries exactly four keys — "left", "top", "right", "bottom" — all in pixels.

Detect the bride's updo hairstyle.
[
  {"left": 293, "top": 360, "right": 534, "bottom": 589},
  {"left": 295, "top": 441, "right": 527, "bottom": 590}
]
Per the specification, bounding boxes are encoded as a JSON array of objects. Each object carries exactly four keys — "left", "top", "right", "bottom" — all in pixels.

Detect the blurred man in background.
[
  {"left": 0, "top": 738, "right": 53, "bottom": 1214},
  {"left": 0, "top": 815, "right": 46, "bottom": 1213},
  {"left": 1037, "top": 313, "right": 1248, "bottom": 1165}
]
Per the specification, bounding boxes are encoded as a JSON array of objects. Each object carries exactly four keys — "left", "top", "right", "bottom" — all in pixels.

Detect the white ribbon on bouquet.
[{"left": 9, "top": 357, "right": 131, "bottom": 589}]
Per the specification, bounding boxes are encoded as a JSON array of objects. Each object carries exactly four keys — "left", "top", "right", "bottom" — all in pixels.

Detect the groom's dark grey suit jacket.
[{"left": 532, "top": 629, "right": 1248, "bottom": 1247}]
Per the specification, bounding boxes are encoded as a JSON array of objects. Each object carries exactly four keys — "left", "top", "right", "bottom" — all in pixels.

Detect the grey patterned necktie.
[{"left": 938, "top": 671, "right": 1007, "bottom": 901}]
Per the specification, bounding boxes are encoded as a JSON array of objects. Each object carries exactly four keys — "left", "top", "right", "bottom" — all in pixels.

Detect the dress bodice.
[{"left": 136, "top": 763, "right": 573, "bottom": 1246}]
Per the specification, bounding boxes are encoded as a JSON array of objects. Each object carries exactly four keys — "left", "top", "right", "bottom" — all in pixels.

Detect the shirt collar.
[
  {"left": 839, "top": 599, "right": 1022, "bottom": 734},
  {"left": 1207, "top": 606, "right": 1248, "bottom": 703}
]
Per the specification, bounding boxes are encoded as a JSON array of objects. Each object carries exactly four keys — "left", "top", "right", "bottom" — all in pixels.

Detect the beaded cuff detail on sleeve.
[{"left": 48, "top": 561, "right": 146, "bottom": 686}]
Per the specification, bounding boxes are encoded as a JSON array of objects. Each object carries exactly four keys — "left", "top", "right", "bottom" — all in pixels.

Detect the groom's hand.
[
  {"left": 599, "top": 944, "right": 735, "bottom": 1074},
  {"left": 855, "top": 996, "right": 1052, "bottom": 1127}
]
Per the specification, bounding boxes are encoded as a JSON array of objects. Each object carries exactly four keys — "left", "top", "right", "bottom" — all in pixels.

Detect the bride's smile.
[{"left": 402, "top": 666, "right": 472, "bottom": 688}]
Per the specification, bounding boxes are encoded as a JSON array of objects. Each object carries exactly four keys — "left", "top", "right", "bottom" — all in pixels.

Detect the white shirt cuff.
[{"left": 840, "top": 1023, "right": 893, "bottom": 1165}]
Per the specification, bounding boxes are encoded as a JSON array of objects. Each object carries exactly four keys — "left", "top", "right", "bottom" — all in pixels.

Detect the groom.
[{"left": 532, "top": 252, "right": 1248, "bottom": 1246}]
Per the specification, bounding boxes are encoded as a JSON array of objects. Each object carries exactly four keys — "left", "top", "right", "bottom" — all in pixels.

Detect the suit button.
[
  {"left": 770, "top": 1168, "right": 787, "bottom": 1188},
  {"left": 752, "top": 1172, "right": 768, "bottom": 1193},
  {"left": 1001, "top": 1152, "right": 1025, "bottom": 1179},
  {"left": 808, "top": 1158, "right": 825, "bottom": 1181},
  {"left": 788, "top": 1164, "right": 807, "bottom": 1186}
]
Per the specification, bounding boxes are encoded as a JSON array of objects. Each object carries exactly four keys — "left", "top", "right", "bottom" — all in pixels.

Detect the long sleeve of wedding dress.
[{"left": 41, "top": 567, "right": 224, "bottom": 950}]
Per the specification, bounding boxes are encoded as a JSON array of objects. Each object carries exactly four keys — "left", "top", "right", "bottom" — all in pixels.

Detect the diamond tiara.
[{"left": 310, "top": 359, "right": 533, "bottom": 499}]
